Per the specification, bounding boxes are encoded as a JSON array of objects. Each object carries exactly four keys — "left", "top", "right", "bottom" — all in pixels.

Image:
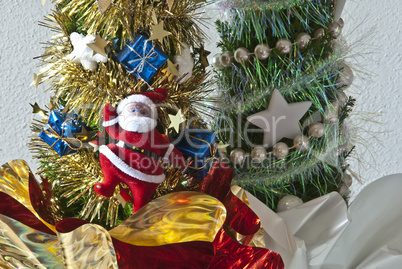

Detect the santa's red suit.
[{"left": 95, "top": 90, "right": 185, "bottom": 213}]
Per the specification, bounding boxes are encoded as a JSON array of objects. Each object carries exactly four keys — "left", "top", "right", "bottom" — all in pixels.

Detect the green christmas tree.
[
  {"left": 29, "top": 0, "right": 215, "bottom": 228},
  {"left": 211, "top": 0, "right": 355, "bottom": 210}
]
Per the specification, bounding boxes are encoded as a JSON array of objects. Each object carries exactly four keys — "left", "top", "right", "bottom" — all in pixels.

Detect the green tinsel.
[{"left": 212, "top": 0, "right": 354, "bottom": 209}]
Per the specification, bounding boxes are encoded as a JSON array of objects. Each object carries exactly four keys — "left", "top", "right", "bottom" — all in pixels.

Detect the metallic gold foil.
[
  {"left": 110, "top": 191, "right": 226, "bottom": 246},
  {"left": 0, "top": 214, "right": 62, "bottom": 269},
  {"left": 57, "top": 224, "right": 118, "bottom": 269},
  {"left": 0, "top": 160, "right": 56, "bottom": 233}
]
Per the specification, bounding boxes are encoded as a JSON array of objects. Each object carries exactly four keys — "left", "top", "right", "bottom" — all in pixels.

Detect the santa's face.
[
  {"left": 118, "top": 102, "right": 157, "bottom": 133},
  {"left": 121, "top": 102, "right": 152, "bottom": 118}
]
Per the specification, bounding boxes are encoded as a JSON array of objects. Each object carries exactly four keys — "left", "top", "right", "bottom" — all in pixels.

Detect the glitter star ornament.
[
  {"left": 165, "top": 60, "right": 181, "bottom": 77},
  {"left": 68, "top": 32, "right": 108, "bottom": 72},
  {"left": 30, "top": 103, "right": 47, "bottom": 118},
  {"left": 169, "top": 109, "right": 186, "bottom": 132},
  {"left": 195, "top": 45, "right": 211, "bottom": 69},
  {"left": 97, "top": 0, "right": 112, "bottom": 14},
  {"left": 167, "top": 0, "right": 174, "bottom": 10},
  {"left": 247, "top": 89, "right": 312, "bottom": 147},
  {"left": 217, "top": 142, "right": 230, "bottom": 158},
  {"left": 149, "top": 21, "right": 172, "bottom": 43},
  {"left": 31, "top": 73, "right": 42, "bottom": 90},
  {"left": 74, "top": 126, "right": 97, "bottom": 143},
  {"left": 86, "top": 35, "right": 109, "bottom": 57}
]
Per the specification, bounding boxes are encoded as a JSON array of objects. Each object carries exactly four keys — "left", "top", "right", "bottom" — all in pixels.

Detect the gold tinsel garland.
[
  {"left": 30, "top": 118, "right": 198, "bottom": 227},
  {"left": 37, "top": 5, "right": 215, "bottom": 125},
  {"left": 54, "top": 0, "right": 209, "bottom": 52},
  {"left": 30, "top": 0, "right": 216, "bottom": 227}
]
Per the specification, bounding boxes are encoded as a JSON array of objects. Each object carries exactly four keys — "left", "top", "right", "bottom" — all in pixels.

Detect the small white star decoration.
[
  {"left": 68, "top": 32, "right": 108, "bottom": 72},
  {"left": 247, "top": 89, "right": 312, "bottom": 148}
]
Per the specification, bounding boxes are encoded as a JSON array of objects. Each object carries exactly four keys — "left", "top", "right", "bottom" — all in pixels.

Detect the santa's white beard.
[{"left": 118, "top": 115, "right": 157, "bottom": 133}]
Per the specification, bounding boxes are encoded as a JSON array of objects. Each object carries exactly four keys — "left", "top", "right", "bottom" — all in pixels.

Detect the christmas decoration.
[
  {"left": 212, "top": 0, "right": 356, "bottom": 210},
  {"left": 28, "top": 0, "right": 217, "bottom": 228},
  {"left": 115, "top": 34, "right": 168, "bottom": 82},
  {"left": 164, "top": 59, "right": 181, "bottom": 77},
  {"left": 86, "top": 34, "right": 109, "bottom": 57},
  {"left": 229, "top": 148, "right": 247, "bottom": 165},
  {"left": 167, "top": 0, "right": 175, "bottom": 10},
  {"left": 30, "top": 102, "right": 47, "bottom": 117},
  {"left": 217, "top": 141, "right": 230, "bottom": 157},
  {"left": 1, "top": 0, "right": 377, "bottom": 267},
  {"left": 68, "top": 32, "right": 108, "bottom": 72},
  {"left": 39, "top": 109, "right": 83, "bottom": 156},
  {"left": 97, "top": 0, "right": 112, "bottom": 14},
  {"left": 149, "top": 21, "right": 172, "bottom": 43},
  {"left": 211, "top": 24, "right": 347, "bottom": 70},
  {"left": 74, "top": 125, "right": 97, "bottom": 143},
  {"left": 276, "top": 196, "right": 304, "bottom": 212},
  {"left": 31, "top": 73, "right": 42, "bottom": 90},
  {"left": 247, "top": 89, "right": 312, "bottom": 148},
  {"left": 168, "top": 109, "right": 186, "bottom": 132},
  {"left": 95, "top": 89, "right": 186, "bottom": 213},
  {"left": 0, "top": 159, "right": 285, "bottom": 268},
  {"left": 173, "top": 45, "right": 195, "bottom": 83},
  {"left": 195, "top": 45, "right": 211, "bottom": 69},
  {"left": 176, "top": 130, "right": 219, "bottom": 180}
]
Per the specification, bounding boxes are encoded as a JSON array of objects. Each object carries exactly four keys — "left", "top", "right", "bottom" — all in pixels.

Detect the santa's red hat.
[{"left": 117, "top": 88, "right": 168, "bottom": 119}]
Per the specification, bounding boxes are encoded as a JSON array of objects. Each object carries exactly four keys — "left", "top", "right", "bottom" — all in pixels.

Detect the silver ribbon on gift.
[{"left": 128, "top": 40, "right": 158, "bottom": 74}]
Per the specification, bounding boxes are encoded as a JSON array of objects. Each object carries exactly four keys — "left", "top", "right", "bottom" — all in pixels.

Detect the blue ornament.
[
  {"left": 39, "top": 109, "right": 83, "bottom": 156},
  {"left": 115, "top": 34, "right": 168, "bottom": 82},
  {"left": 176, "top": 129, "right": 219, "bottom": 180}
]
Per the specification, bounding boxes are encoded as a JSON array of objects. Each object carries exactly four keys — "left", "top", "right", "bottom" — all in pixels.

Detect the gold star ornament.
[
  {"left": 96, "top": 0, "right": 112, "bottom": 14},
  {"left": 195, "top": 45, "right": 211, "bottom": 68},
  {"left": 149, "top": 21, "right": 172, "bottom": 43},
  {"left": 217, "top": 142, "right": 230, "bottom": 156},
  {"left": 164, "top": 60, "right": 181, "bottom": 77},
  {"left": 87, "top": 35, "right": 109, "bottom": 57},
  {"left": 74, "top": 126, "right": 97, "bottom": 143},
  {"left": 169, "top": 109, "right": 186, "bottom": 132},
  {"left": 30, "top": 103, "right": 47, "bottom": 118},
  {"left": 167, "top": 0, "right": 174, "bottom": 10},
  {"left": 31, "top": 73, "right": 42, "bottom": 90}
]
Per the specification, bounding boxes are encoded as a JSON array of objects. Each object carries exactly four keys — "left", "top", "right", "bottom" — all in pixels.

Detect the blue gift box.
[
  {"left": 39, "top": 109, "right": 83, "bottom": 156},
  {"left": 176, "top": 129, "right": 219, "bottom": 180},
  {"left": 115, "top": 34, "right": 168, "bottom": 82}
]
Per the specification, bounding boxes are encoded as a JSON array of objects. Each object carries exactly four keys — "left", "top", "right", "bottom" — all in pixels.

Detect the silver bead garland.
[
  {"left": 225, "top": 120, "right": 329, "bottom": 164},
  {"left": 234, "top": 47, "right": 251, "bottom": 63},
  {"left": 220, "top": 51, "right": 234, "bottom": 67},
  {"left": 212, "top": 18, "right": 344, "bottom": 69}
]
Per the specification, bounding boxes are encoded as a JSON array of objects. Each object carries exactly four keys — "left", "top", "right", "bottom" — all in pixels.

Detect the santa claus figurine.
[{"left": 95, "top": 88, "right": 185, "bottom": 213}]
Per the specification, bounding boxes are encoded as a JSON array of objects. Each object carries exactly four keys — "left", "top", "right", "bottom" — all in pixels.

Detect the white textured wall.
[{"left": 0, "top": 1, "right": 401, "bottom": 198}]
